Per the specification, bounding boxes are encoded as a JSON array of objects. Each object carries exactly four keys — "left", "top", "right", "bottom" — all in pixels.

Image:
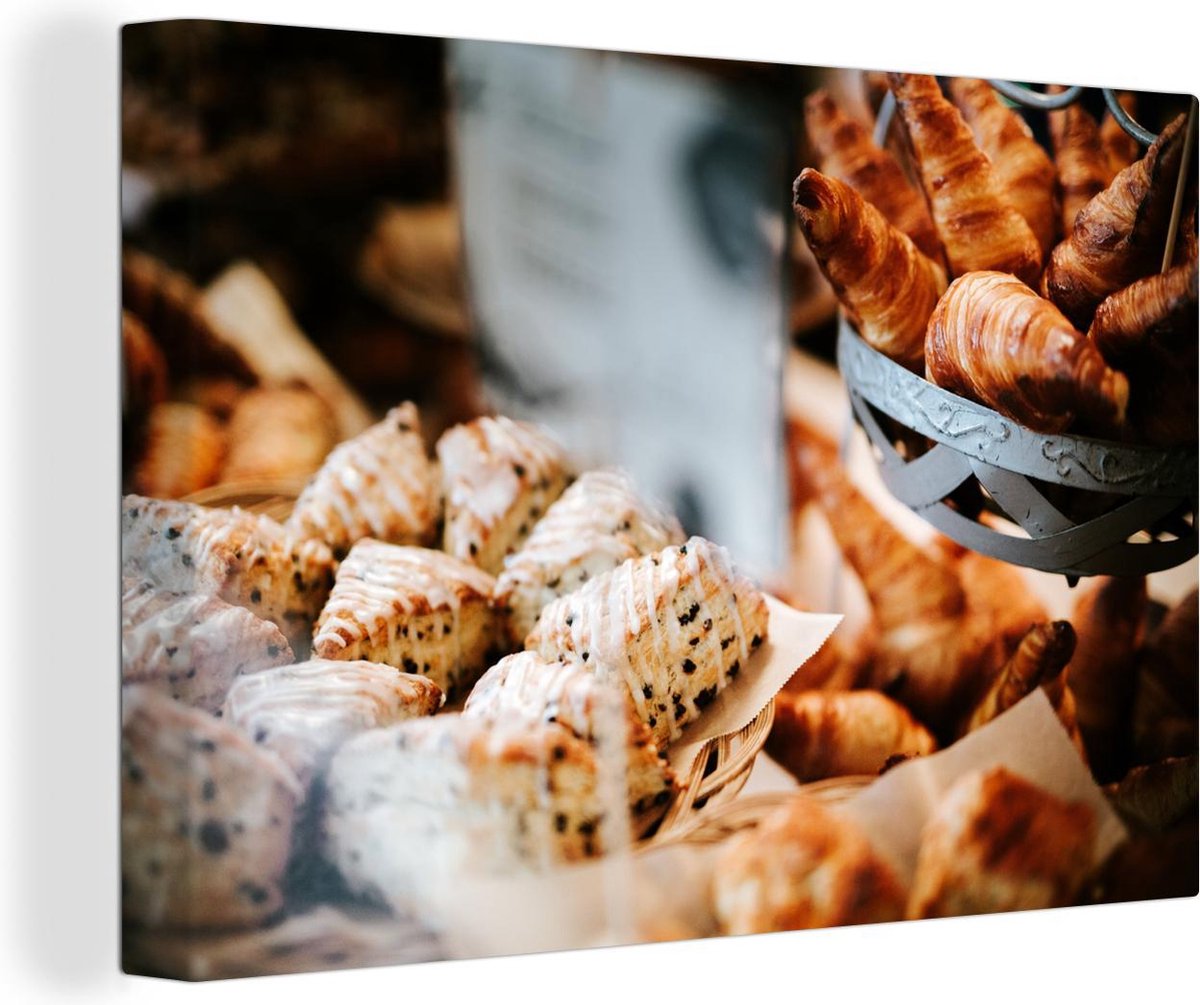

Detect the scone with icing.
[
  {"left": 464, "top": 651, "right": 678, "bottom": 829},
  {"left": 436, "top": 415, "right": 572, "bottom": 575},
  {"left": 122, "top": 686, "right": 302, "bottom": 930},
  {"left": 224, "top": 659, "right": 444, "bottom": 792},
  {"left": 122, "top": 495, "right": 335, "bottom": 657},
  {"left": 493, "top": 469, "right": 684, "bottom": 645},
  {"left": 122, "top": 577, "right": 294, "bottom": 715},
  {"left": 527, "top": 536, "right": 769, "bottom": 746},
  {"left": 323, "top": 712, "right": 625, "bottom": 915},
  {"left": 311, "top": 539, "right": 498, "bottom": 702},
  {"left": 286, "top": 402, "right": 439, "bottom": 559}
]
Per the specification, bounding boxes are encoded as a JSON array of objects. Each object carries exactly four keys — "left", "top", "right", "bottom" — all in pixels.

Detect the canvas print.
[{"left": 120, "top": 19, "right": 1198, "bottom": 981}]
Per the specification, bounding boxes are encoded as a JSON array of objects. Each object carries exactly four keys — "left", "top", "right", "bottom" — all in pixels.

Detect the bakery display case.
[{"left": 119, "top": 20, "right": 1198, "bottom": 982}]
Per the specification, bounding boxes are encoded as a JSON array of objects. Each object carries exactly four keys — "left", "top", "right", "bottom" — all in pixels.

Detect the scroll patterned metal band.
[{"left": 837, "top": 322, "right": 1198, "bottom": 578}]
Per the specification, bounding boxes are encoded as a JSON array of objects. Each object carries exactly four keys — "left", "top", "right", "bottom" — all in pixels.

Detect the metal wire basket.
[{"left": 842, "top": 82, "right": 1199, "bottom": 580}]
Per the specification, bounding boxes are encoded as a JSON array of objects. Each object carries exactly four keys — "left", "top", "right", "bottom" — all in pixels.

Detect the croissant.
[
  {"left": 1067, "top": 576, "right": 1147, "bottom": 782},
  {"left": 1100, "top": 93, "right": 1142, "bottom": 179},
  {"left": 131, "top": 402, "right": 226, "bottom": 499},
  {"left": 1132, "top": 589, "right": 1198, "bottom": 765},
  {"left": 1043, "top": 113, "right": 1188, "bottom": 330},
  {"left": 793, "top": 168, "right": 947, "bottom": 370},
  {"left": 767, "top": 689, "right": 936, "bottom": 782},
  {"left": 1089, "top": 259, "right": 1199, "bottom": 363},
  {"left": 962, "top": 621, "right": 1076, "bottom": 734},
  {"left": 1048, "top": 94, "right": 1114, "bottom": 237},
  {"left": 925, "top": 271, "right": 1129, "bottom": 435},
  {"left": 948, "top": 78, "right": 1059, "bottom": 258},
  {"left": 791, "top": 441, "right": 990, "bottom": 732},
  {"left": 803, "top": 89, "right": 943, "bottom": 262},
  {"left": 1091, "top": 259, "right": 1198, "bottom": 445},
  {"left": 1104, "top": 756, "right": 1198, "bottom": 834},
  {"left": 887, "top": 73, "right": 1042, "bottom": 286}
]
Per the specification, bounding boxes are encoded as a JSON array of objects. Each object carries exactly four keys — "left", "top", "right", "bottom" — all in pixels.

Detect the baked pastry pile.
[
  {"left": 712, "top": 765, "right": 1099, "bottom": 935},
  {"left": 121, "top": 403, "right": 773, "bottom": 931},
  {"left": 799, "top": 78, "right": 1197, "bottom": 444}
]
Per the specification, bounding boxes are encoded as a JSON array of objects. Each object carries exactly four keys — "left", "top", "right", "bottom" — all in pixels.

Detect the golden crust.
[
  {"left": 803, "top": 88, "right": 943, "bottom": 262},
  {"left": 888, "top": 74, "right": 1042, "bottom": 286},
  {"left": 926, "top": 271, "right": 1129, "bottom": 436},
  {"left": 767, "top": 689, "right": 936, "bottom": 782},
  {"left": 713, "top": 794, "right": 907, "bottom": 934},
  {"left": 1043, "top": 114, "right": 1188, "bottom": 331},
  {"left": 793, "top": 168, "right": 947, "bottom": 370},
  {"left": 220, "top": 386, "right": 337, "bottom": 484},
  {"left": 131, "top": 402, "right": 227, "bottom": 499},
  {"left": 906, "top": 766, "right": 1097, "bottom": 918}
]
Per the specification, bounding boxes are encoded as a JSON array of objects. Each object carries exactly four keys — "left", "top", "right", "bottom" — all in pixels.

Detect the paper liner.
[
  {"left": 428, "top": 689, "right": 1127, "bottom": 959},
  {"left": 665, "top": 595, "right": 842, "bottom": 776}
]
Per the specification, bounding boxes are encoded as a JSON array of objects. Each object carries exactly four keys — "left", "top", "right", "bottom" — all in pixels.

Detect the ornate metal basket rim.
[{"left": 837, "top": 320, "right": 1198, "bottom": 497}]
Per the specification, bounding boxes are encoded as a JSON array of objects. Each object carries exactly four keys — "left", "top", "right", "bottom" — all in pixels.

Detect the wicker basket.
[
  {"left": 182, "top": 480, "right": 776, "bottom": 842},
  {"left": 837, "top": 320, "right": 1198, "bottom": 579}
]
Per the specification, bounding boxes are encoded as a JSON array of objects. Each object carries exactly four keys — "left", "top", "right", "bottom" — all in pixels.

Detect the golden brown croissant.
[
  {"left": 791, "top": 441, "right": 990, "bottom": 732},
  {"left": 1090, "top": 259, "right": 1198, "bottom": 445},
  {"left": 956, "top": 549, "right": 1048, "bottom": 676},
  {"left": 947, "top": 78, "right": 1059, "bottom": 258},
  {"left": 803, "top": 89, "right": 944, "bottom": 262},
  {"left": 768, "top": 689, "right": 936, "bottom": 781},
  {"left": 1043, "top": 113, "right": 1188, "bottom": 330},
  {"left": 1100, "top": 93, "right": 1142, "bottom": 179},
  {"left": 1089, "top": 259, "right": 1199, "bottom": 363},
  {"left": 925, "top": 271, "right": 1129, "bottom": 435},
  {"left": 1132, "top": 589, "right": 1198, "bottom": 765},
  {"left": 887, "top": 73, "right": 1042, "bottom": 286},
  {"left": 1067, "top": 576, "right": 1147, "bottom": 782},
  {"left": 121, "top": 310, "right": 168, "bottom": 416},
  {"left": 220, "top": 386, "right": 338, "bottom": 483},
  {"left": 792, "top": 168, "right": 947, "bottom": 370},
  {"left": 962, "top": 620, "right": 1076, "bottom": 733},
  {"left": 907, "top": 766, "right": 1097, "bottom": 918},
  {"left": 1048, "top": 95, "right": 1114, "bottom": 237},
  {"left": 131, "top": 402, "right": 227, "bottom": 499}
]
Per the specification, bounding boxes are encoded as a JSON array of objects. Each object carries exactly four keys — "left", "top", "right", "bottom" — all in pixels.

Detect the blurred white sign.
[{"left": 449, "top": 40, "right": 789, "bottom": 577}]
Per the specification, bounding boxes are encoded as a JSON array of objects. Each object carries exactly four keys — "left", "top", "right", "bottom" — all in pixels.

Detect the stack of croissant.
[
  {"left": 796, "top": 76, "right": 1197, "bottom": 445},
  {"left": 760, "top": 422, "right": 1197, "bottom": 921}
]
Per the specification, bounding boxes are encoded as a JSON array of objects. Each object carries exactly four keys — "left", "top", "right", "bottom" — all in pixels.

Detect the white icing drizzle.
[
  {"left": 529, "top": 536, "right": 765, "bottom": 743},
  {"left": 313, "top": 539, "right": 495, "bottom": 672},
  {"left": 436, "top": 416, "right": 571, "bottom": 568},
  {"left": 225, "top": 658, "right": 442, "bottom": 788},
  {"left": 288, "top": 403, "right": 437, "bottom": 549}
]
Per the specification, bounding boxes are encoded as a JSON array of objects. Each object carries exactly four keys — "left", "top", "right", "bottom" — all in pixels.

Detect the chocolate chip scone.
[
  {"left": 121, "top": 686, "right": 302, "bottom": 930},
  {"left": 323, "top": 713, "right": 617, "bottom": 916},
  {"left": 122, "top": 495, "right": 335, "bottom": 657},
  {"left": 493, "top": 469, "right": 685, "bottom": 646},
  {"left": 122, "top": 577, "right": 294, "bottom": 715},
  {"left": 527, "top": 536, "right": 769, "bottom": 747},
  {"left": 464, "top": 651, "right": 678, "bottom": 831},
  {"left": 436, "top": 415, "right": 572, "bottom": 574},
  {"left": 224, "top": 659, "right": 444, "bottom": 792},
  {"left": 311, "top": 539, "right": 498, "bottom": 702},
  {"left": 286, "top": 402, "right": 440, "bottom": 559}
]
